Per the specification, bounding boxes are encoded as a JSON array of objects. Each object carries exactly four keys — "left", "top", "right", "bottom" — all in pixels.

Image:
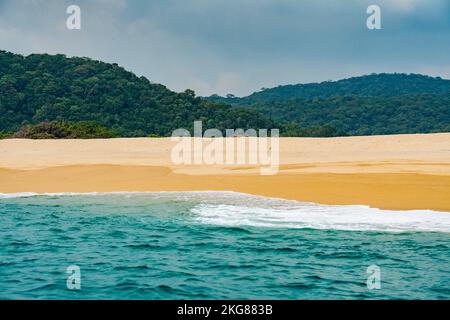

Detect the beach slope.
[{"left": 1, "top": 133, "right": 449, "bottom": 211}]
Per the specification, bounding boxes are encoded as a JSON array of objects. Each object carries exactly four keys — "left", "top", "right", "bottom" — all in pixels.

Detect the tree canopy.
[
  {"left": 207, "top": 73, "right": 450, "bottom": 103},
  {"left": 207, "top": 74, "right": 450, "bottom": 136},
  {"left": 0, "top": 51, "right": 274, "bottom": 138},
  {"left": 0, "top": 50, "right": 448, "bottom": 138}
]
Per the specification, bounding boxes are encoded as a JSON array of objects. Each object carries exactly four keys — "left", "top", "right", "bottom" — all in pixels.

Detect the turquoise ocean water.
[{"left": 0, "top": 191, "right": 449, "bottom": 299}]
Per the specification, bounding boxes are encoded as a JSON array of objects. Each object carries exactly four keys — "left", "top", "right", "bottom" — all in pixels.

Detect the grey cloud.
[{"left": 0, "top": 0, "right": 448, "bottom": 96}]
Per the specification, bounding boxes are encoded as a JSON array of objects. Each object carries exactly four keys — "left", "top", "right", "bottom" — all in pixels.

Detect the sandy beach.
[{"left": 1, "top": 133, "right": 449, "bottom": 211}]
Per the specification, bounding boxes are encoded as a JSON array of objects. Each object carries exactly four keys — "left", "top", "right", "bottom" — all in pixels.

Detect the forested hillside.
[
  {"left": 253, "top": 94, "right": 450, "bottom": 136},
  {"left": 207, "top": 73, "right": 450, "bottom": 103},
  {"left": 207, "top": 74, "right": 450, "bottom": 136},
  {"left": 0, "top": 51, "right": 274, "bottom": 138},
  {"left": 0, "top": 50, "right": 449, "bottom": 138}
]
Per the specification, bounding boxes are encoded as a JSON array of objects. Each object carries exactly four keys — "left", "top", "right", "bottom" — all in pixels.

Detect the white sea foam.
[
  {"left": 1, "top": 191, "right": 449, "bottom": 232},
  {"left": 190, "top": 200, "right": 450, "bottom": 233}
]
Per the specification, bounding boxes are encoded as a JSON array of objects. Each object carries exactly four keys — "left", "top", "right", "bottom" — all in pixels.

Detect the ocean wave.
[
  {"left": 190, "top": 203, "right": 450, "bottom": 233},
  {"left": 1, "top": 191, "right": 449, "bottom": 233}
]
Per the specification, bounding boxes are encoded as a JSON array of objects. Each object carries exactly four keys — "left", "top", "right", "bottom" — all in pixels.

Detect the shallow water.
[{"left": 0, "top": 192, "right": 449, "bottom": 299}]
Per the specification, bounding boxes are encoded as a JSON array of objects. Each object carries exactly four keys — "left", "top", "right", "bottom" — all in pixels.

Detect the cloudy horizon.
[{"left": 0, "top": 0, "right": 449, "bottom": 96}]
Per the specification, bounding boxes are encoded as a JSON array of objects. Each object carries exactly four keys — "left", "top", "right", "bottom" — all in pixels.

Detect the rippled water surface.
[{"left": 0, "top": 192, "right": 449, "bottom": 299}]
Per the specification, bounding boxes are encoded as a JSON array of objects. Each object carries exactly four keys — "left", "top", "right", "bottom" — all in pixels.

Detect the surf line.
[{"left": 171, "top": 120, "right": 280, "bottom": 175}]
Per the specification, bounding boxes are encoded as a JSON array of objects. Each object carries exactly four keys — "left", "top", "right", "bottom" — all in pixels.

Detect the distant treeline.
[
  {"left": 243, "top": 94, "right": 450, "bottom": 136},
  {"left": 207, "top": 73, "right": 450, "bottom": 103},
  {"left": 207, "top": 73, "right": 450, "bottom": 136},
  {"left": 7, "top": 121, "right": 117, "bottom": 139},
  {"left": 0, "top": 50, "right": 449, "bottom": 139}
]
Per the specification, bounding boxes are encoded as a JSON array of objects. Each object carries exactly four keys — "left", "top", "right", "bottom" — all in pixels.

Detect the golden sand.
[{"left": 1, "top": 133, "right": 449, "bottom": 211}]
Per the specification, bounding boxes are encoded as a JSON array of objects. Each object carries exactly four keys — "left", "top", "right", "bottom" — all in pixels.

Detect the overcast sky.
[{"left": 0, "top": 0, "right": 449, "bottom": 96}]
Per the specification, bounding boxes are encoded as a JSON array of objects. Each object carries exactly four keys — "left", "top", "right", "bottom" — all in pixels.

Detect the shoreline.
[
  {"left": 1, "top": 165, "right": 450, "bottom": 211},
  {"left": 1, "top": 134, "right": 450, "bottom": 211}
]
